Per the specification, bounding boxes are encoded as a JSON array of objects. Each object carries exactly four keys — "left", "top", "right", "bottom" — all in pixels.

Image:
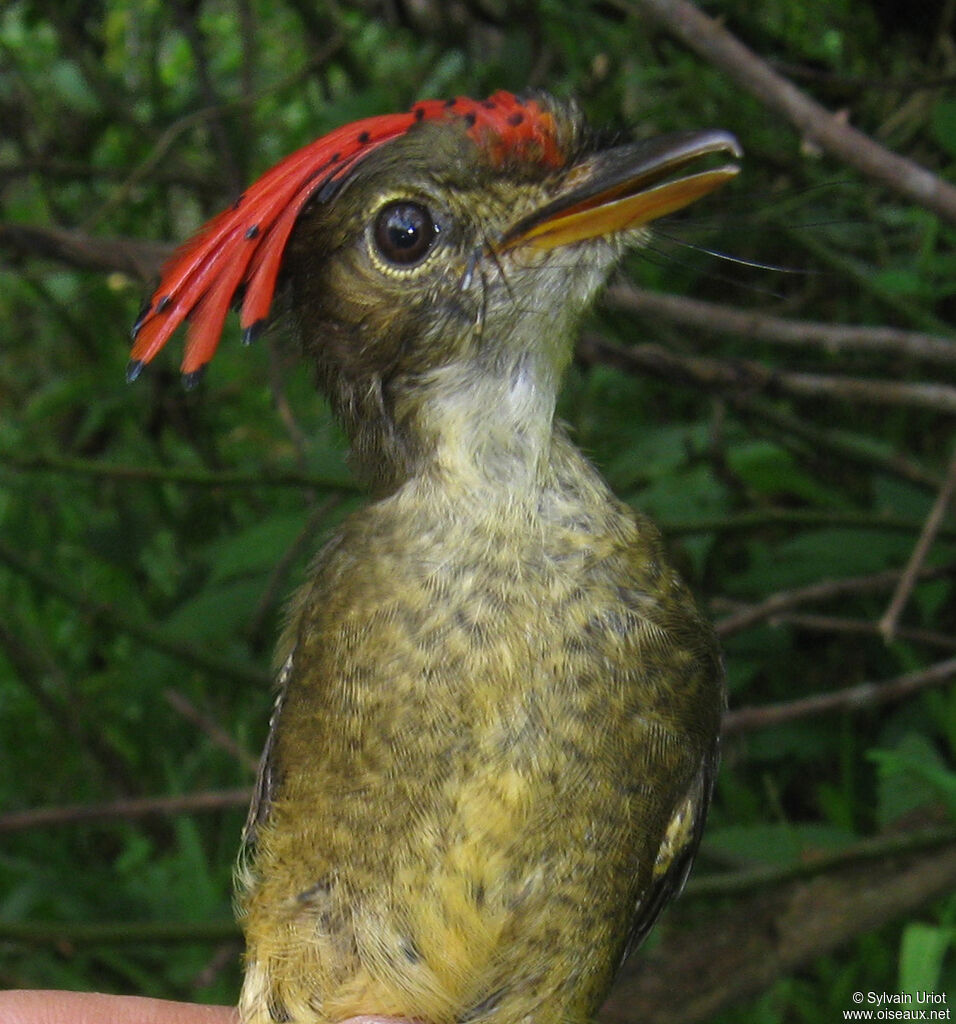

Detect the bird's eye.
[{"left": 373, "top": 201, "right": 439, "bottom": 266}]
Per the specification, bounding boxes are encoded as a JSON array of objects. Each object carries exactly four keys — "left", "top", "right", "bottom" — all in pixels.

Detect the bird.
[{"left": 131, "top": 90, "right": 735, "bottom": 1024}]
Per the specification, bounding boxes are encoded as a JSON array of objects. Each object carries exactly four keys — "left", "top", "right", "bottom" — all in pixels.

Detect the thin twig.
[
  {"left": 726, "top": 392, "right": 942, "bottom": 491},
  {"left": 0, "top": 158, "right": 208, "bottom": 189},
  {"left": 168, "top": 0, "right": 244, "bottom": 198},
  {"left": 661, "top": 507, "right": 956, "bottom": 540},
  {"left": 715, "top": 565, "right": 953, "bottom": 637},
  {"left": 578, "top": 333, "right": 956, "bottom": 415},
  {"left": 163, "top": 689, "right": 259, "bottom": 773},
  {"left": 687, "top": 825, "right": 956, "bottom": 897},
  {"left": 879, "top": 443, "right": 956, "bottom": 641},
  {"left": 0, "top": 615, "right": 131, "bottom": 787},
  {"left": 723, "top": 657, "right": 956, "bottom": 735},
  {"left": 0, "top": 222, "right": 168, "bottom": 281},
  {"left": 765, "top": 611, "right": 956, "bottom": 651},
  {"left": 0, "top": 789, "right": 252, "bottom": 834},
  {"left": 191, "top": 940, "right": 244, "bottom": 991},
  {"left": 783, "top": 224, "right": 947, "bottom": 335},
  {"left": 618, "top": 0, "right": 956, "bottom": 225},
  {"left": 0, "top": 919, "right": 239, "bottom": 945},
  {"left": 0, "top": 451, "right": 359, "bottom": 491},
  {"left": 606, "top": 284, "right": 956, "bottom": 369},
  {"left": 80, "top": 34, "right": 344, "bottom": 232},
  {"left": 769, "top": 61, "right": 956, "bottom": 94},
  {"left": 268, "top": 336, "right": 311, "bottom": 472}
]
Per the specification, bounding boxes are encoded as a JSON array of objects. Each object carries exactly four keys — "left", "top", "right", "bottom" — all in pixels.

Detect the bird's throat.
[
  {"left": 337, "top": 338, "right": 566, "bottom": 500},
  {"left": 403, "top": 356, "right": 559, "bottom": 493}
]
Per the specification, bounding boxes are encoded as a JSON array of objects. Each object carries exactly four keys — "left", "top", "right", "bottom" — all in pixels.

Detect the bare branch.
[
  {"left": 163, "top": 689, "right": 259, "bottom": 773},
  {"left": 723, "top": 657, "right": 956, "bottom": 735},
  {"left": 606, "top": 284, "right": 956, "bottom": 369},
  {"left": 686, "top": 826, "right": 956, "bottom": 897},
  {"left": 618, "top": 0, "right": 956, "bottom": 224},
  {"left": 0, "top": 158, "right": 208, "bottom": 189},
  {"left": 0, "top": 222, "right": 168, "bottom": 281},
  {"left": 764, "top": 611, "right": 956, "bottom": 651},
  {"left": 0, "top": 919, "right": 239, "bottom": 945},
  {"left": 578, "top": 333, "right": 956, "bottom": 415},
  {"left": 246, "top": 495, "right": 344, "bottom": 648},
  {"left": 880, "top": 444, "right": 956, "bottom": 641},
  {"left": 79, "top": 34, "right": 344, "bottom": 232},
  {"left": 664, "top": 508, "right": 956, "bottom": 540},
  {"left": 715, "top": 566, "right": 953, "bottom": 636},
  {"left": 0, "top": 789, "right": 252, "bottom": 834},
  {"left": 726, "top": 393, "right": 943, "bottom": 491},
  {"left": 0, "top": 451, "right": 358, "bottom": 491},
  {"left": 600, "top": 842, "right": 956, "bottom": 1024}
]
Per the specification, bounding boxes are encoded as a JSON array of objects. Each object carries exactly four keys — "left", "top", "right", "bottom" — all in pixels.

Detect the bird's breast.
[{"left": 239, "top": 470, "right": 718, "bottom": 1024}]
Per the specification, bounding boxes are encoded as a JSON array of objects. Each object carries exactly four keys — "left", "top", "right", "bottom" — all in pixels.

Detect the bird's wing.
[
  {"left": 622, "top": 740, "right": 719, "bottom": 961},
  {"left": 241, "top": 649, "right": 295, "bottom": 855}
]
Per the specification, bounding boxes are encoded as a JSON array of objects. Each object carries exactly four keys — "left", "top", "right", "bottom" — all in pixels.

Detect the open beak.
[{"left": 500, "top": 129, "right": 741, "bottom": 252}]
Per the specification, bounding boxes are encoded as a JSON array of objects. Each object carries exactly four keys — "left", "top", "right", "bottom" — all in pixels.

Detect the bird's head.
[{"left": 131, "top": 92, "right": 739, "bottom": 491}]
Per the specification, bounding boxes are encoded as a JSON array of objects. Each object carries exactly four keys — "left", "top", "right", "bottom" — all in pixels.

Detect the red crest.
[{"left": 130, "top": 91, "right": 562, "bottom": 383}]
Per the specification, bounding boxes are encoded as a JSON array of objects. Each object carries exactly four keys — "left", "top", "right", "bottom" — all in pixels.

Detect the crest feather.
[{"left": 129, "top": 91, "right": 563, "bottom": 381}]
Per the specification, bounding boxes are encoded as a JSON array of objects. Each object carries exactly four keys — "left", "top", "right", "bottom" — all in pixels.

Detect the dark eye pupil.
[{"left": 374, "top": 202, "right": 438, "bottom": 265}]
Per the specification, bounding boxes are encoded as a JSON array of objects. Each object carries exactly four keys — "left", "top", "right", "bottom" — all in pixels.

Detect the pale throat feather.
[{"left": 397, "top": 349, "right": 561, "bottom": 497}]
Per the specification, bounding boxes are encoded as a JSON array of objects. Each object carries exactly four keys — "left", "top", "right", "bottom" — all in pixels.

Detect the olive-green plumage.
[{"left": 237, "top": 96, "right": 726, "bottom": 1024}]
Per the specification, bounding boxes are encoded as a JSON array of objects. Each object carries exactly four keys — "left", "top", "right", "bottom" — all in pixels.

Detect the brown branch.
[
  {"left": 774, "top": 372, "right": 956, "bottom": 414},
  {"left": 600, "top": 842, "right": 956, "bottom": 1024},
  {"left": 0, "top": 158, "right": 209, "bottom": 189},
  {"left": 769, "top": 61, "right": 956, "bottom": 94},
  {"left": 4, "top": 834, "right": 954, "bottom": 1024},
  {"left": 662, "top": 508, "right": 956, "bottom": 540},
  {"left": 0, "top": 789, "right": 252, "bottom": 834},
  {"left": 163, "top": 689, "right": 259, "bottom": 773},
  {"left": 726, "top": 393, "right": 943, "bottom": 492},
  {"left": 619, "top": 0, "right": 956, "bottom": 225},
  {"left": 880, "top": 444, "right": 956, "bottom": 641},
  {"left": 6, "top": 223, "right": 955, "bottom": 419},
  {"left": 578, "top": 333, "right": 956, "bottom": 415},
  {"left": 0, "top": 919, "right": 239, "bottom": 945},
  {"left": 0, "top": 451, "right": 358, "bottom": 491},
  {"left": 723, "top": 657, "right": 956, "bottom": 735},
  {"left": 0, "top": 222, "right": 168, "bottom": 281},
  {"left": 606, "top": 284, "right": 956, "bottom": 369},
  {"left": 765, "top": 611, "right": 956, "bottom": 651},
  {"left": 686, "top": 825, "right": 956, "bottom": 898},
  {"left": 714, "top": 566, "right": 953, "bottom": 637}
]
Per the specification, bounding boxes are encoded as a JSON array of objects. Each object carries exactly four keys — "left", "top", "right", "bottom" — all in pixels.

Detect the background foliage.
[{"left": 1, "top": 0, "right": 954, "bottom": 1018}]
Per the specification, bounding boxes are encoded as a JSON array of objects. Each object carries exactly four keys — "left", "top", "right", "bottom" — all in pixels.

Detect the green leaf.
[
  {"left": 931, "top": 99, "right": 956, "bottom": 159},
  {"left": 704, "top": 822, "right": 857, "bottom": 868},
  {"left": 869, "top": 267, "right": 932, "bottom": 299},
  {"left": 732, "top": 528, "right": 914, "bottom": 594},
  {"left": 899, "top": 922, "right": 953, "bottom": 994},
  {"left": 727, "top": 440, "right": 843, "bottom": 505},
  {"left": 870, "top": 733, "right": 956, "bottom": 826},
  {"left": 204, "top": 512, "right": 310, "bottom": 584},
  {"left": 162, "top": 579, "right": 265, "bottom": 644}
]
